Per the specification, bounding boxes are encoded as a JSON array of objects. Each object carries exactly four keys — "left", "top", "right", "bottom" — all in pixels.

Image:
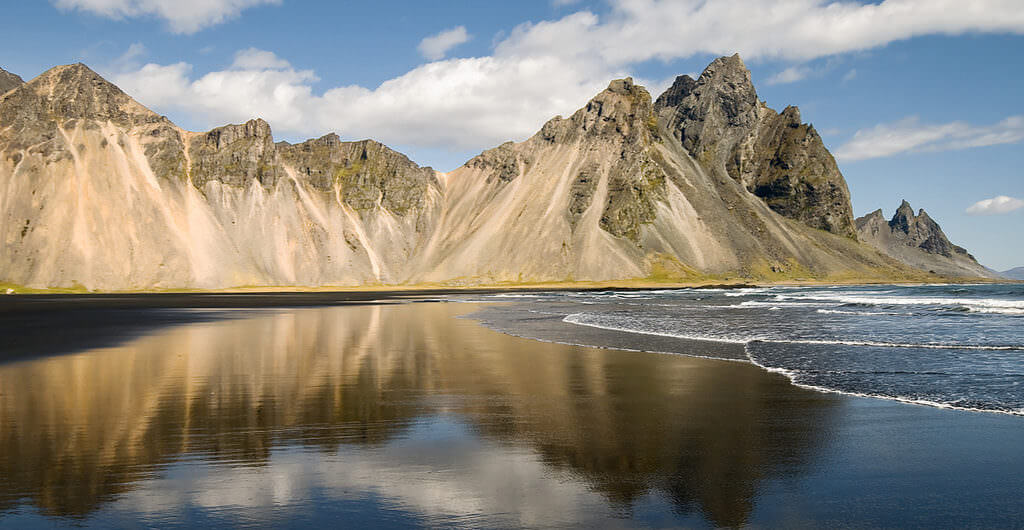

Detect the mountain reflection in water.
[{"left": 0, "top": 303, "right": 838, "bottom": 527}]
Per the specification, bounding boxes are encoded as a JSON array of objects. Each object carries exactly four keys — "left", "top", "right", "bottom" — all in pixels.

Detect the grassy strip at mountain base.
[
  {"left": 0, "top": 253, "right": 1003, "bottom": 295},
  {"left": 0, "top": 281, "right": 90, "bottom": 294},
  {"left": 1, "top": 273, "right": 1005, "bottom": 295}
]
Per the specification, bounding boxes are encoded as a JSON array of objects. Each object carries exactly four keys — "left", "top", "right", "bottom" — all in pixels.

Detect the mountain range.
[{"left": 0, "top": 55, "right": 999, "bottom": 290}]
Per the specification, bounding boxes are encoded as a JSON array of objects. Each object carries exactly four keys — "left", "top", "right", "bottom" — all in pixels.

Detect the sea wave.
[
  {"left": 775, "top": 293, "right": 1024, "bottom": 309},
  {"left": 562, "top": 313, "right": 750, "bottom": 344},
  {"left": 816, "top": 308, "right": 907, "bottom": 316},
  {"left": 562, "top": 313, "right": 1024, "bottom": 351}
]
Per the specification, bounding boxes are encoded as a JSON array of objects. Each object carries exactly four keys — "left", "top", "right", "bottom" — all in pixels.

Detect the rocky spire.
[
  {"left": 654, "top": 54, "right": 855, "bottom": 238},
  {"left": 533, "top": 77, "right": 657, "bottom": 147},
  {"left": 0, "top": 66, "right": 23, "bottom": 95},
  {"left": 881, "top": 200, "right": 970, "bottom": 259},
  {"left": 654, "top": 53, "right": 759, "bottom": 160},
  {"left": 889, "top": 199, "right": 916, "bottom": 233}
]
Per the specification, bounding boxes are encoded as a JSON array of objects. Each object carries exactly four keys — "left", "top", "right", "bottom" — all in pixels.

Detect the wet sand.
[{"left": 0, "top": 299, "right": 1021, "bottom": 527}]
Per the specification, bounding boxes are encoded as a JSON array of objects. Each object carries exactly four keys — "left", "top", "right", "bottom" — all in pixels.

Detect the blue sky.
[{"left": 2, "top": 0, "right": 1022, "bottom": 270}]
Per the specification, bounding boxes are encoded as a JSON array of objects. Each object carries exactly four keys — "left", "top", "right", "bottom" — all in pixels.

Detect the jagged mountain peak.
[
  {"left": 654, "top": 54, "right": 757, "bottom": 126},
  {"left": 0, "top": 62, "right": 163, "bottom": 139},
  {"left": 532, "top": 77, "right": 656, "bottom": 147},
  {"left": 654, "top": 54, "right": 854, "bottom": 238},
  {"left": 573, "top": 77, "right": 654, "bottom": 139},
  {"left": 888, "top": 200, "right": 940, "bottom": 234},
  {"left": 698, "top": 53, "right": 752, "bottom": 87},
  {"left": 856, "top": 201, "right": 990, "bottom": 277},
  {"left": 863, "top": 208, "right": 886, "bottom": 221}
]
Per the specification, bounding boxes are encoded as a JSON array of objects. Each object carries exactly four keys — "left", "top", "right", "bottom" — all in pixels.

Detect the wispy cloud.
[
  {"left": 53, "top": 0, "right": 280, "bottom": 33},
  {"left": 231, "top": 48, "right": 292, "bottom": 70},
  {"left": 835, "top": 116, "right": 1024, "bottom": 161},
  {"left": 766, "top": 65, "right": 812, "bottom": 85},
  {"left": 418, "top": 26, "right": 471, "bottom": 61},
  {"left": 966, "top": 196, "right": 1024, "bottom": 216}
]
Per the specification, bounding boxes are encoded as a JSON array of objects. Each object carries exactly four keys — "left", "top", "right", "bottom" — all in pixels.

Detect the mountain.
[
  {"left": 0, "top": 67, "right": 23, "bottom": 95},
  {"left": 1001, "top": 267, "right": 1024, "bottom": 281},
  {"left": 655, "top": 55, "right": 855, "bottom": 237},
  {"left": 0, "top": 59, "right": 966, "bottom": 290},
  {"left": 855, "top": 201, "right": 997, "bottom": 278}
]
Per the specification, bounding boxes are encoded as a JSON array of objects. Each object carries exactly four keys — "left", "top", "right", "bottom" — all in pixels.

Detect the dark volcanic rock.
[
  {"left": 855, "top": 200, "right": 992, "bottom": 278},
  {"left": 279, "top": 136, "right": 436, "bottom": 215},
  {"left": 189, "top": 119, "right": 281, "bottom": 188},
  {"left": 736, "top": 106, "right": 855, "bottom": 236},
  {"left": 466, "top": 141, "right": 522, "bottom": 183},
  {"left": 568, "top": 162, "right": 600, "bottom": 229},
  {"left": 585, "top": 78, "right": 667, "bottom": 241},
  {"left": 885, "top": 200, "right": 962, "bottom": 258},
  {"left": 655, "top": 55, "right": 856, "bottom": 238},
  {"left": 655, "top": 54, "right": 760, "bottom": 164}
]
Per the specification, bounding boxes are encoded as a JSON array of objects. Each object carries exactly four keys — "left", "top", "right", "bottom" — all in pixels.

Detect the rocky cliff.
[
  {"left": 855, "top": 201, "right": 996, "bottom": 278},
  {"left": 655, "top": 55, "right": 855, "bottom": 238},
  {"left": 0, "top": 58, "right": 976, "bottom": 290}
]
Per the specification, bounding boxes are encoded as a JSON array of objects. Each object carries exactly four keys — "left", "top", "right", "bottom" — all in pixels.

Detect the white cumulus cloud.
[
  {"left": 418, "top": 26, "right": 471, "bottom": 61},
  {"left": 106, "top": 0, "right": 1024, "bottom": 166},
  {"left": 835, "top": 116, "right": 1024, "bottom": 161},
  {"left": 52, "top": 0, "right": 280, "bottom": 33},
  {"left": 113, "top": 50, "right": 610, "bottom": 153},
  {"left": 966, "top": 196, "right": 1024, "bottom": 216}
]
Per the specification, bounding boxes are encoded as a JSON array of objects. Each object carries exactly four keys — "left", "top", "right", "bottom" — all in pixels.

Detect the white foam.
[
  {"left": 776, "top": 293, "right": 1024, "bottom": 310},
  {"left": 562, "top": 313, "right": 751, "bottom": 344},
  {"left": 562, "top": 313, "right": 1023, "bottom": 352},
  {"left": 724, "top": 288, "right": 771, "bottom": 297},
  {"left": 742, "top": 350, "right": 1024, "bottom": 416},
  {"left": 732, "top": 300, "right": 829, "bottom": 308},
  {"left": 757, "top": 338, "right": 1022, "bottom": 351},
  {"left": 817, "top": 308, "right": 906, "bottom": 316}
]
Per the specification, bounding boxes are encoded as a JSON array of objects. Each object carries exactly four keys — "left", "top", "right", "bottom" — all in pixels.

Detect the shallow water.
[
  {"left": 469, "top": 284, "right": 1024, "bottom": 414},
  {"left": 1, "top": 300, "right": 1022, "bottom": 527}
]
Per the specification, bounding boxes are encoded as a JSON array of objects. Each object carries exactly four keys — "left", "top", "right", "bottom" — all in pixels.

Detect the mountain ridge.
[
  {"left": 855, "top": 200, "right": 996, "bottom": 278},
  {"left": 0, "top": 59, "right": 991, "bottom": 290}
]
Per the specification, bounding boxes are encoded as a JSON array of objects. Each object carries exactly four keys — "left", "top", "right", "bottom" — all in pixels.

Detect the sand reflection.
[{"left": 0, "top": 302, "right": 837, "bottom": 526}]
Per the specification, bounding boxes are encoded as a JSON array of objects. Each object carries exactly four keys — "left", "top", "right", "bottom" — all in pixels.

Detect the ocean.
[{"left": 468, "top": 283, "right": 1024, "bottom": 415}]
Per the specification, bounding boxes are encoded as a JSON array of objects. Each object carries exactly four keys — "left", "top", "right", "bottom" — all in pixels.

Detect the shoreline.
[
  {"left": 2, "top": 278, "right": 1018, "bottom": 313},
  {"left": 1, "top": 274, "right": 1015, "bottom": 297},
  {"left": 3, "top": 287, "right": 1021, "bottom": 418},
  {"left": 463, "top": 298, "right": 1024, "bottom": 419}
]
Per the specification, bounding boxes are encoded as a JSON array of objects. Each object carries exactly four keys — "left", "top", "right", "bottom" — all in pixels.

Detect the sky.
[{"left": 1, "top": 0, "right": 1022, "bottom": 270}]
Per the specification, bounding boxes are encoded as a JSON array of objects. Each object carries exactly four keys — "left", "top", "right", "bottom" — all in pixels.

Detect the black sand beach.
[{"left": 0, "top": 296, "right": 1021, "bottom": 527}]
